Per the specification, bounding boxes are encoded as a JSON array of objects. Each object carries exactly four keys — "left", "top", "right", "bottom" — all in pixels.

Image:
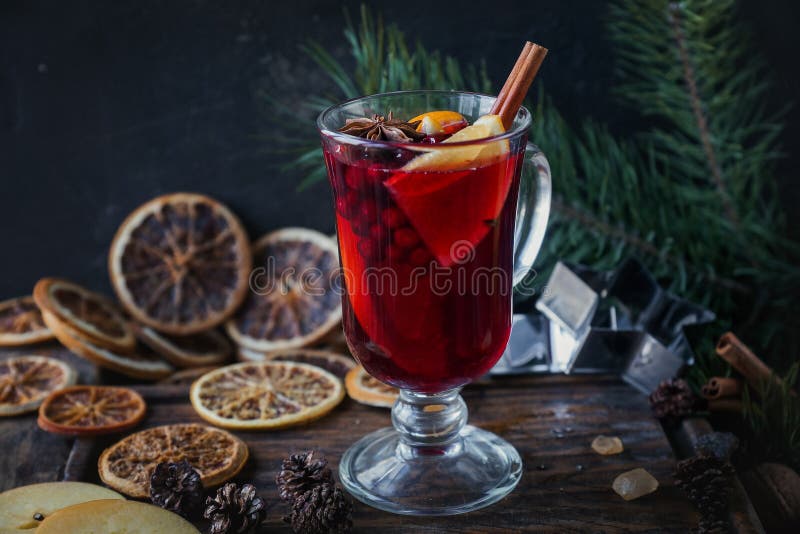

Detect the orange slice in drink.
[
  {"left": 387, "top": 115, "right": 514, "bottom": 266},
  {"left": 345, "top": 365, "right": 399, "bottom": 408},
  {"left": 37, "top": 386, "right": 146, "bottom": 436},
  {"left": 190, "top": 361, "right": 344, "bottom": 430},
  {"left": 33, "top": 278, "right": 136, "bottom": 353},
  {"left": 0, "top": 355, "right": 77, "bottom": 416},
  {"left": 108, "top": 193, "right": 252, "bottom": 335},
  {"left": 98, "top": 423, "right": 248, "bottom": 498},
  {"left": 0, "top": 296, "right": 54, "bottom": 347},
  {"left": 409, "top": 110, "right": 468, "bottom": 136}
]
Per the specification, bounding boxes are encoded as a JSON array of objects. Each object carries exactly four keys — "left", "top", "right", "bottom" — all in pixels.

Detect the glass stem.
[{"left": 392, "top": 388, "right": 467, "bottom": 450}]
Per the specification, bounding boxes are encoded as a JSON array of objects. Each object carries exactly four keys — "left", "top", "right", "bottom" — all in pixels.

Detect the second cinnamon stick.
[
  {"left": 701, "top": 377, "right": 743, "bottom": 400},
  {"left": 716, "top": 332, "right": 781, "bottom": 394}
]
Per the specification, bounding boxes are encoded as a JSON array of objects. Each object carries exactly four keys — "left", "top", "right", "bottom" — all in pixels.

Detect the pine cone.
[
  {"left": 285, "top": 482, "right": 353, "bottom": 534},
  {"left": 204, "top": 483, "right": 266, "bottom": 534},
  {"left": 649, "top": 378, "right": 696, "bottom": 422},
  {"left": 149, "top": 460, "right": 203, "bottom": 520},
  {"left": 276, "top": 451, "right": 333, "bottom": 503},
  {"left": 675, "top": 455, "right": 735, "bottom": 529}
]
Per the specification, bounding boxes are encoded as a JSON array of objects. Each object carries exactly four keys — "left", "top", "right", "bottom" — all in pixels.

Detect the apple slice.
[
  {"left": 35, "top": 499, "right": 200, "bottom": 533},
  {"left": 387, "top": 115, "right": 514, "bottom": 266},
  {"left": 0, "top": 481, "right": 123, "bottom": 530}
]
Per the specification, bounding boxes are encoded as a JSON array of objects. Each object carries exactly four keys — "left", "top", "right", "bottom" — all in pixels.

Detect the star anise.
[{"left": 338, "top": 112, "right": 425, "bottom": 142}]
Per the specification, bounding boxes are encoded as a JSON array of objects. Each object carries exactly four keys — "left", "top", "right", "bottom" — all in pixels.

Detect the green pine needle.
[{"left": 742, "top": 363, "right": 800, "bottom": 471}]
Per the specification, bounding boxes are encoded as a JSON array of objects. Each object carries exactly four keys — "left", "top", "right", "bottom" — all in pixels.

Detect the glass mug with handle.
[{"left": 318, "top": 90, "right": 551, "bottom": 515}]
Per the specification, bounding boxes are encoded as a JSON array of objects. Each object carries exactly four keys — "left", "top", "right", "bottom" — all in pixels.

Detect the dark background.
[{"left": 1, "top": 0, "right": 798, "bottom": 298}]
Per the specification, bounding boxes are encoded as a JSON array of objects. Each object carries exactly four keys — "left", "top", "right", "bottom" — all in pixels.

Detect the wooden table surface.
[{"left": 1, "top": 345, "right": 697, "bottom": 533}]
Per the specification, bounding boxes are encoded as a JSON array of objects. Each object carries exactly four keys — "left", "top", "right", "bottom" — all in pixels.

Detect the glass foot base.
[{"left": 339, "top": 425, "right": 522, "bottom": 516}]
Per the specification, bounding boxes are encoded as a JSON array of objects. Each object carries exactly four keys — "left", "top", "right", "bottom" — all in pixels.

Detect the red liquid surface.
[{"left": 324, "top": 143, "right": 523, "bottom": 393}]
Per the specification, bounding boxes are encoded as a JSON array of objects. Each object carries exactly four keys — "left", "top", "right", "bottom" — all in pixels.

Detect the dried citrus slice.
[
  {"left": 345, "top": 365, "right": 399, "bottom": 408},
  {"left": 42, "top": 311, "right": 172, "bottom": 380},
  {"left": 98, "top": 423, "right": 248, "bottom": 498},
  {"left": 158, "top": 366, "right": 221, "bottom": 385},
  {"left": 108, "top": 193, "right": 252, "bottom": 335},
  {"left": 225, "top": 228, "right": 342, "bottom": 352},
  {"left": 190, "top": 361, "right": 344, "bottom": 430},
  {"left": 236, "top": 346, "right": 271, "bottom": 362},
  {"left": 33, "top": 278, "right": 135, "bottom": 353},
  {"left": 254, "top": 348, "right": 355, "bottom": 379},
  {"left": 132, "top": 322, "right": 231, "bottom": 368},
  {"left": 0, "top": 296, "right": 54, "bottom": 347},
  {"left": 37, "top": 385, "right": 146, "bottom": 436},
  {"left": 0, "top": 356, "right": 76, "bottom": 416}
]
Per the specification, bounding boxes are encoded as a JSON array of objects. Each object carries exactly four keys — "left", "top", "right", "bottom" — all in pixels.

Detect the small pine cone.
[
  {"left": 285, "top": 482, "right": 353, "bottom": 534},
  {"left": 675, "top": 455, "right": 735, "bottom": 529},
  {"left": 204, "top": 482, "right": 266, "bottom": 534},
  {"left": 149, "top": 460, "right": 203, "bottom": 520},
  {"left": 649, "top": 378, "right": 696, "bottom": 422},
  {"left": 276, "top": 450, "right": 333, "bottom": 503}
]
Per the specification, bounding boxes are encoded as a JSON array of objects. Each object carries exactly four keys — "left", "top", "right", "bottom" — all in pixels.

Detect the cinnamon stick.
[
  {"left": 490, "top": 41, "right": 548, "bottom": 129},
  {"left": 716, "top": 332, "right": 783, "bottom": 394},
  {"left": 701, "top": 377, "right": 743, "bottom": 400},
  {"left": 492, "top": 42, "right": 532, "bottom": 118}
]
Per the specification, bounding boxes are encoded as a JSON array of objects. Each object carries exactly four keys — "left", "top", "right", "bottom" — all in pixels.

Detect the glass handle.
[{"left": 512, "top": 142, "right": 552, "bottom": 287}]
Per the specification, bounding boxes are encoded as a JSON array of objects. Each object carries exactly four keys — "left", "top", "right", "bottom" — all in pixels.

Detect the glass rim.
[{"left": 316, "top": 90, "right": 532, "bottom": 149}]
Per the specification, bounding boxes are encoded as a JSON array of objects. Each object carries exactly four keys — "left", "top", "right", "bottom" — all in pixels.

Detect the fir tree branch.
[
  {"left": 667, "top": 3, "right": 739, "bottom": 228},
  {"left": 552, "top": 197, "right": 751, "bottom": 295}
]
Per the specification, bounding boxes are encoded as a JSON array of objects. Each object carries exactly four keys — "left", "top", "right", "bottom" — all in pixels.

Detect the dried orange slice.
[
  {"left": 43, "top": 311, "right": 172, "bottom": 380},
  {"left": 0, "top": 296, "right": 54, "bottom": 346},
  {"left": 98, "top": 423, "right": 248, "bottom": 498},
  {"left": 225, "top": 228, "right": 342, "bottom": 352},
  {"left": 190, "top": 361, "right": 344, "bottom": 430},
  {"left": 158, "top": 366, "right": 221, "bottom": 385},
  {"left": 33, "top": 278, "right": 135, "bottom": 353},
  {"left": 108, "top": 193, "right": 252, "bottom": 335},
  {"left": 37, "top": 385, "right": 146, "bottom": 436},
  {"left": 258, "top": 348, "right": 355, "bottom": 379},
  {"left": 132, "top": 323, "right": 231, "bottom": 368},
  {"left": 345, "top": 365, "right": 399, "bottom": 408},
  {"left": 0, "top": 356, "right": 76, "bottom": 416}
]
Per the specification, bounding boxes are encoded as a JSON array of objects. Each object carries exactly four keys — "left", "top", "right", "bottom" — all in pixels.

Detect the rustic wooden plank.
[{"left": 62, "top": 375, "right": 697, "bottom": 532}]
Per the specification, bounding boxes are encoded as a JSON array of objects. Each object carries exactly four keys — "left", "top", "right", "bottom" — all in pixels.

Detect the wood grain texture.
[{"left": 58, "top": 375, "right": 696, "bottom": 532}]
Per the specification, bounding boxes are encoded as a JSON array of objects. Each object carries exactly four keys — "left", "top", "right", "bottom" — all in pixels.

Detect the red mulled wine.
[{"left": 324, "top": 137, "right": 524, "bottom": 393}]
